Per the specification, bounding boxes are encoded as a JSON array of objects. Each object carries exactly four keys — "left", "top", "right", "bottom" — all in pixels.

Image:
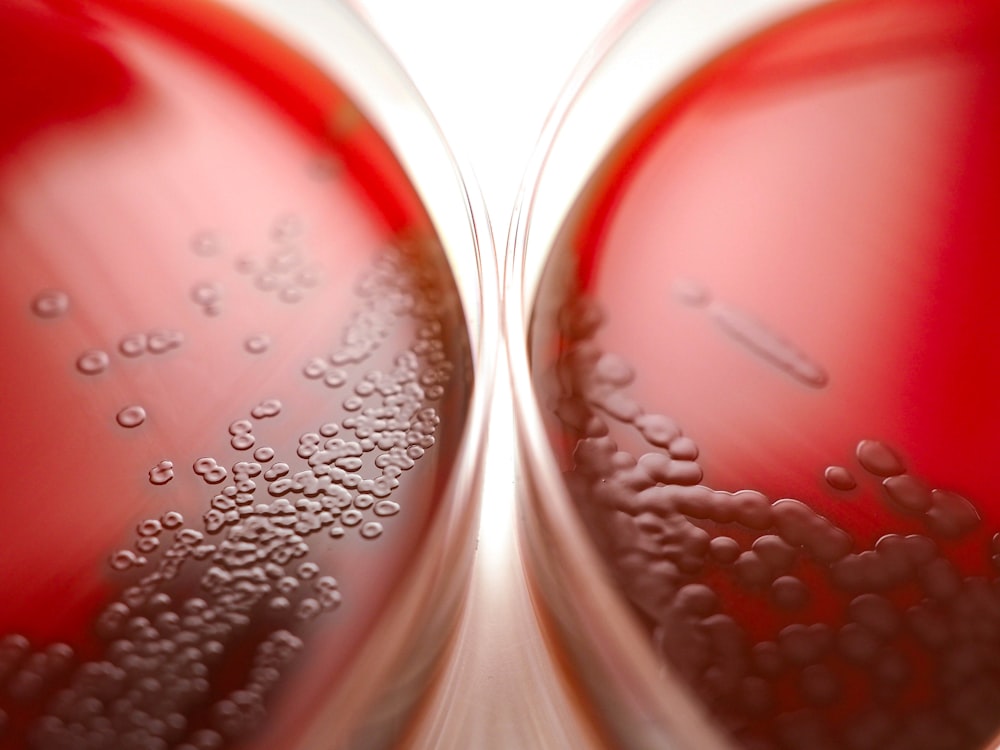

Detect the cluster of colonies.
[
  {"left": 546, "top": 295, "right": 1000, "bottom": 750},
  {"left": 39, "top": 215, "right": 327, "bottom": 438},
  {"left": 5, "top": 236, "right": 457, "bottom": 749},
  {"left": 63, "top": 324, "right": 185, "bottom": 432},
  {"left": 231, "top": 215, "right": 322, "bottom": 306},
  {"left": 189, "top": 216, "right": 321, "bottom": 316}
]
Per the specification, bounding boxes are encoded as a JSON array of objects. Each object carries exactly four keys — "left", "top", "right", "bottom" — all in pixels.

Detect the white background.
[
  {"left": 353, "top": 0, "right": 628, "bottom": 250},
  {"left": 349, "top": 2, "right": 630, "bottom": 746}
]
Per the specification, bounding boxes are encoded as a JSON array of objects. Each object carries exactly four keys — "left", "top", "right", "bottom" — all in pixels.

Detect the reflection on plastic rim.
[
  {"left": 504, "top": 1, "right": 830, "bottom": 748},
  {"left": 218, "top": 0, "right": 497, "bottom": 747}
]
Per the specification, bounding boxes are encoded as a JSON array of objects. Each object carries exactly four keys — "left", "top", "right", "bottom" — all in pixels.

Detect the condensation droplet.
[
  {"left": 31, "top": 289, "right": 69, "bottom": 318},
  {"left": 77, "top": 349, "right": 109, "bottom": 375},
  {"left": 116, "top": 405, "right": 147, "bottom": 428}
]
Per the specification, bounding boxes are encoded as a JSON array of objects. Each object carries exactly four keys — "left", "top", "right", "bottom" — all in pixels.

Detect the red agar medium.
[
  {"left": 0, "top": 1, "right": 471, "bottom": 748},
  {"left": 531, "top": 0, "right": 1000, "bottom": 747}
]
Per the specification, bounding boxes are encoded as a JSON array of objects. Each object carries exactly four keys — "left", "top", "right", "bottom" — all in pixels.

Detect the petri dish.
[
  {"left": 507, "top": 0, "right": 1000, "bottom": 748},
  {"left": 0, "top": 1, "right": 495, "bottom": 748}
]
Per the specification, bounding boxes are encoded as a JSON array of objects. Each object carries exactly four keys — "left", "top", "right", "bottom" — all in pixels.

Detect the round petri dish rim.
[
  {"left": 503, "top": 0, "right": 831, "bottom": 747},
  {"left": 200, "top": 0, "right": 498, "bottom": 746}
]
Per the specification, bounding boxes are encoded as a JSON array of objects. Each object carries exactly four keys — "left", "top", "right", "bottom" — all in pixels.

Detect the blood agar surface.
[
  {"left": 0, "top": 2, "right": 471, "bottom": 748},
  {"left": 530, "top": 0, "right": 1000, "bottom": 748}
]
